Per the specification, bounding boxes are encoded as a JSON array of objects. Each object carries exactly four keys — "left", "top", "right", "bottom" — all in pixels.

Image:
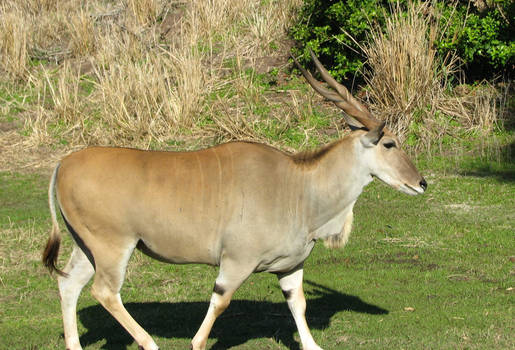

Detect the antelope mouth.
[{"left": 402, "top": 183, "right": 424, "bottom": 195}]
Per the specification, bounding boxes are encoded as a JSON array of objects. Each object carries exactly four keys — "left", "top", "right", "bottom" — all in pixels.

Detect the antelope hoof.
[{"left": 190, "top": 340, "right": 207, "bottom": 350}]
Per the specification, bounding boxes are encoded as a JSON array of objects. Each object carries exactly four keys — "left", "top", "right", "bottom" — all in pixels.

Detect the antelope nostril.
[{"left": 420, "top": 179, "right": 427, "bottom": 191}]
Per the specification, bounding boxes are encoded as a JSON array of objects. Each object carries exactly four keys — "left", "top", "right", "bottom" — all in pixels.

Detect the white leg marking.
[
  {"left": 278, "top": 269, "right": 323, "bottom": 350},
  {"left": 191, "top": 260, "right": 254, "bottom": 350},
  {"left": 191, "top": 291, "right": 232, "bottom": 350},
  {"left": 58, "top": 246, "right": 95, "bottom": 350}
]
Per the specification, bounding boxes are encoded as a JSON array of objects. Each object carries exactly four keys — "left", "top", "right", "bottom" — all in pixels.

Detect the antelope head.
[{"left": 294, "top": 50, "right": 427, "bottom": 195}]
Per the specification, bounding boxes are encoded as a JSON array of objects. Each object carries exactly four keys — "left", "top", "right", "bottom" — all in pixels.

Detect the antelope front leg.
[
  {"left": 191, "top": 260, "right": 253, "bottom": 350},
  {"left": 278, "top": 268, "right": 323, "bottom": 350},
  {"left": 190, "top": 287, "right": 234, "bottom": 350}
]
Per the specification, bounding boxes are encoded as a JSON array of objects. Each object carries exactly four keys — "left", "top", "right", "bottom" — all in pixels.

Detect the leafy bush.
[
  {"left": 290, "top": 0, "right": 394, "bottom": 80},
  {"left": 290, "top": 0, "right": 514, "bottom": 81},
  {"left": 436, "top": 0, "right": 514, "bottom": 79},
  {"left": 292, "top": 1, "right": 506, "bottom": 150}
]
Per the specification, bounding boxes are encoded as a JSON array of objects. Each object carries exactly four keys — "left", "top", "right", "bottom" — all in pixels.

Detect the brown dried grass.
[
  {"left": 0, "top": 8, "right": 29, "bottom": 78},
  {"left": 67, "top": 10, "right": 97, "bottom": 57},
  {"left": 90, "top": 49, "right": 205, "bottom": 146},
  {"left": 0, "top": 0, "right": 302, "bottom": 154},
  {"left": 1, "top": 0, "right": 503, "bottom": 168},
  {"left": 125, "top": 0, "right": 162, "bottom": 27},
  {"left": 361, "top": 1, "right": 501, "bottom": 149}
]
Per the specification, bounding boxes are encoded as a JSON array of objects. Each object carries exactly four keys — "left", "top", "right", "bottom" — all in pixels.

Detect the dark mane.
[
  {"left": 219, "top": 139, "right": 341, "bottom": 167},
  {"left": 291, "top": 141, "right": 341, "bottom": 166}
]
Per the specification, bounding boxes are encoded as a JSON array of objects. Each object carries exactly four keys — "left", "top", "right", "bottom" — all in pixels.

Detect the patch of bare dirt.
[
  {"left": 0, "top": 122, "right": 18, "bottom": 132},
  {"left": 444, "top": 203, "right": 478, "bottom": 212},
  {"left": 0, "top": 130, "right": 73, "bottom": 175}
]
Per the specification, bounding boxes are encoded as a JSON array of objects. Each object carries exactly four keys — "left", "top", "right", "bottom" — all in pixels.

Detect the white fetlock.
[
  {"left": 138, "top": 339, "right": 159, "bottom": 350},
  {"left": 306, "top": 345, "right": 323, "bottom": 350},
  {"left": 190, "top": 337, "right": 207, "bottom": 350},
  {"left": 65, "top": 342, "right": 83, "bottom": 350},
  {"left": 303, "top": 341, "right": 323, "bottom": 350}
]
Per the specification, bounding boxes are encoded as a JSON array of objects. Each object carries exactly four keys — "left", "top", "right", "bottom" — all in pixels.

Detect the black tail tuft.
[{"left": 42, "top": 233, "right": 67, "bottom": 277}]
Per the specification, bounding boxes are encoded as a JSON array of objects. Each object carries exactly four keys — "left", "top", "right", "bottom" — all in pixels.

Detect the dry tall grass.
[
  {"left": 126, "top": 0, "right": 162, "bottom": 27},
  {"left": 361, "top": 1, "right": 502, "bottom": 148},
  {"left": 0, "top": 8, "right": 29, "bottom": 78},
  {"left": 67, "top": 10, "right": 97, "bottom": 57},
  {"left": 0, "top": 0, "right": 505, "bottom": 167},
  {"left": 1, "top": 0, "right": 303, "bottom": 153},
  {"left": 363, "top": 2, "right": 448, "bottom": 134},
  {"left": 91, "top": 49, "right": 205, "bottom": 145}
]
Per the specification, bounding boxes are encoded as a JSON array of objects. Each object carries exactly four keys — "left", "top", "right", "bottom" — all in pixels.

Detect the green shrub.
[
  {"left": 290, "top": 0, "right": 514, "bottom": 81},
  {"left": 290, "top": 0, "right": 395, "bottom": 80},
  {"left": 436, "top": 0, "right": 514, "bottom": 79}
]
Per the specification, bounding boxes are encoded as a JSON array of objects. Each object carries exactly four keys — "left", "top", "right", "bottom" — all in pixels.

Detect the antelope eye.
[{"left": 383, "top": 141, "right": 396, "bottom": 149}]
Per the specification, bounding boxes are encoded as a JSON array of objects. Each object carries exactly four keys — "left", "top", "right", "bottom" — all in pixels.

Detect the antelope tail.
[{"left": 42, "top": 164, "right": 67, "bottom": 277}]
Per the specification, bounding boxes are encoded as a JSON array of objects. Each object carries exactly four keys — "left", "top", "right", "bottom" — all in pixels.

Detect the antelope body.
[{"left": 43, "top": 52, "right": 427, "bottom": 350}]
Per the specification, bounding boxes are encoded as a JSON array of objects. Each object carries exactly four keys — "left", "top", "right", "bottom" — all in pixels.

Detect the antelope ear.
[
  {"left": 343, "top": 114, "right": 365, "bottom": 131},
  {"left": 360, "top": 122, "right": 386, "bottom": 147}
]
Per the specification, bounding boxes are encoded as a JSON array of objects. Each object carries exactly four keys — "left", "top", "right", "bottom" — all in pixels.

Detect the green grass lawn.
[{"left": 0, "top": 158, "right": 513, "bottom": 349}]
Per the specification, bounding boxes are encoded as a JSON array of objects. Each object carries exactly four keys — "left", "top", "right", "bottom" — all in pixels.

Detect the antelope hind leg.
[
  {"left": 58, "top": 245, "right": 95, "bottom": 350},
  {"left": 89, "top": 239, "right": 159, "bottom": 350},
  {"left": 191, "top": 259, "right": 255, "bottom": 350}
]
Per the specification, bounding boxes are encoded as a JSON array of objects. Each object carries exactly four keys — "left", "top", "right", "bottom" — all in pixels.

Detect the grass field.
[
  {"left": 0, "top": 154, "right": 513, "bottom": 350},
  {"left": 0, "top": 1, "right": 513, "bottom": 349}
]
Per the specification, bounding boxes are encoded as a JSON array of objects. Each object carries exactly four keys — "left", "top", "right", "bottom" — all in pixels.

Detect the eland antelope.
[{"left": 43, "top": 51, "right": 427, "bottom": 350}]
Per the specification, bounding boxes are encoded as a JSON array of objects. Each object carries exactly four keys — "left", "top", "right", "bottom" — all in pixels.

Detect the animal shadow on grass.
[{"left": 78, "top": 280, "right": 388, "bottom": 350}]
